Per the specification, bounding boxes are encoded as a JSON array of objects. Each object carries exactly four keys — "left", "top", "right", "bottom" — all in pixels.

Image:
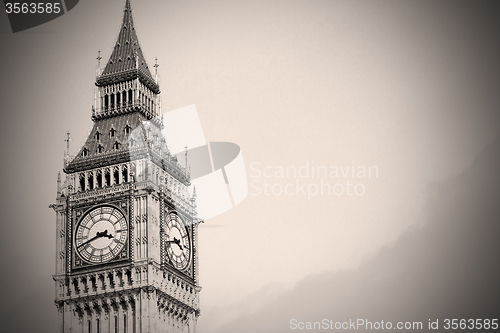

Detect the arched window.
[
  {"left": 105, "top": 169, "right": 111, "bottom": 186},
  {"left": 82, "top": 148, "right": 89, "bottom": 157},
  {"left": 113, "top": 141, "right": 120, "bottom": 150},
  {"left": 122, "top": 166, "right": 128, "bottom": 183},
  {"left": 104, "top": 95, "right": 109, "bottom": 109},
  {"left": 95, "top": 130, "right": 101, "bottom": 141},
  {"left": 79, "top": 174, "right": 85, "bottom": 192},
  {"left": 97, "top": 144, "right": 104, "bottom": 153},
  {"left": 88, "top": 173, "right": 94, "bottom": 190},
  {"left": 110, "top": 128, "right": 116, "bottom": 138},
  {"left": 97, "top": 170, "right": 103, "bottom": 187},
  {"left": 128, "top": 90, "right": 132, "bottom": 105},
  {"left": 114, "top": 167, "right": 119, "bottom": 184},
  {"left": 124, "top": 124, "right": 131, "bottom": 135}
]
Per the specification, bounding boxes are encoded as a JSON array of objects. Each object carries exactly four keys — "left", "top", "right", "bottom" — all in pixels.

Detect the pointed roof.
[
  {"left": 64, "top": 113, "right": 190, "bottom": 185},
  {"left": 96, "top": 0, "right": 160, "bottom": 93}
]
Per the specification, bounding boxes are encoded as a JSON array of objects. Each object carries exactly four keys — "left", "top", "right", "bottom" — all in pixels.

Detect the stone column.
[
  {"left": 121, "top": 268, "right": 127, "bottom": 287},
  {"left": 111, "top": 167, "right": 116, "bottom": 186},
  {"left": 127, "top": 296, "right": 134, "bottom": 333},
  {"left": 110, "top": 298, "right": 119, "bottom": 333},
  {"left": 104, "top": 272, "right": 111, "bottom": 292},
  {"left": 56, "top": 302, "right": 63, "bottom": 333},
  {"left": 118, "top": 164, "right": 123, "bottom": 184},
  {"left": 83, "top": 307, "right": 90, "bottom": 333},
  {"left": 112, "top": 270, "right": 118, "bottom": 291},
  {"left": 69, "top": 278, "right": 76, "bottom": 296}
]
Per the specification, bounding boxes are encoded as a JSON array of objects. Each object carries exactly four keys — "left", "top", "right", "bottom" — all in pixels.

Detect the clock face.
[
  {"left": 165, "top": 213, "right": 191, "bottom": 270},
  {"left": 75, "top": 206, "right": 128, "bottom": 264}
]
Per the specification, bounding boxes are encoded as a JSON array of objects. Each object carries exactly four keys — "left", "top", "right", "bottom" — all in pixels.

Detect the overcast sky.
[{"left": 0, "top": 1, "right": 499, "bottom": 332}]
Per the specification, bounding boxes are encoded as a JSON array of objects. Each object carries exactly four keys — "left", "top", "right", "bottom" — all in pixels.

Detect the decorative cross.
[
  {"left": 65, "top": 131, "right": 72, "bottom": 165},
  {"left": 65, "top": 131, "right": 71, "bottom": 155},
  {"left": 154, "top": 57, "right": 159, "bottom": 76},
  {"left": 97, "top": 49, "right": 102, "bottom": 68},
  {"left": 96, "top": 49, "right": 102, "bottom": 77}
]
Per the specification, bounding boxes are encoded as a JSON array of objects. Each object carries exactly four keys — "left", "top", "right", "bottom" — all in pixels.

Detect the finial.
[
  {"left": 57, "top": 171, "right": 61, "bottom": 197},
  {"left": 185, "top": 145, "right": 189, "bottom": 168},
  {"left": 154, "top": 57, "right": 159, "bottom": 83},
  {"left": 96, "top": 49, "right": 102, "bottom": 76},
  {"left": 64, "top": 131, "right": 72, "bottom": 167},
  {"left": 65, "top": 131, "right": 71, "bottom": 155},
  {"left": 125, "top": 0, "right": 131, "bottom": 10}
]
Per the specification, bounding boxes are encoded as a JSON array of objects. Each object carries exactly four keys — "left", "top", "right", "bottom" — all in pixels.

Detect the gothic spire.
[{"left": 96, "top": 0, "right": 159, "bottom": 93}]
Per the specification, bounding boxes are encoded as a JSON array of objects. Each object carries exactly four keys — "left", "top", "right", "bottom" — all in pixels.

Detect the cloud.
[{"left": 208, "top": 135, "right": 500, "bottom": 332}]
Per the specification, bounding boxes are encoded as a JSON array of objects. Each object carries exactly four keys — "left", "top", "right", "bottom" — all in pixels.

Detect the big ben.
[{"left": 50, "top": 1, "right": 202, "bottom": 332}]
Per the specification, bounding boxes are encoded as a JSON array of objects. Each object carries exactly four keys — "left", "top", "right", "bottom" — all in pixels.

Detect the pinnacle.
[{"left": 96, "top": 0, "right": 159, "bottom": 93}]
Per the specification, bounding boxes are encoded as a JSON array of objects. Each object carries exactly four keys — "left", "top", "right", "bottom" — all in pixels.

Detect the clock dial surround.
[
  {"left": 75, "top": 206, "right": 128, "bottom": 264},
  {"left": 165, "top": 213, "right": 191, "bottom": 270}
]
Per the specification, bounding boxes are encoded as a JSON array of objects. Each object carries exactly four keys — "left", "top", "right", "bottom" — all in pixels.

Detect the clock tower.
[{"left": 50, "top": 1, "right": 202, "bottom": 332}]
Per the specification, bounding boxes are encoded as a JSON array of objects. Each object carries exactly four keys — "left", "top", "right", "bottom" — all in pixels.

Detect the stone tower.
[{"left": 50, "top": 1, "right": 202, "bottom": 332}]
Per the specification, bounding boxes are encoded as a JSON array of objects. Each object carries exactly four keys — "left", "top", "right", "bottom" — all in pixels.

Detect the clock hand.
[
  {"left": 166, "top": 238, "right": 184, "bottom": 251},
  {"left": 166, "top": 237, "right": 180, "bottom": 243},
  {"left": 171, "top": 237, "right": 179, "bottom": 243},
  {"left": 173, "top": 238, "right": 184, "bottom": 251},
  {"left": 78, "top": 233, "right": 101, "bottom": 248},
  {"left": 101, "top": 229, "right": 114, "bottom": 239},
  {"left": 78, "top": 230, "right": 113, "bottom": 248}
]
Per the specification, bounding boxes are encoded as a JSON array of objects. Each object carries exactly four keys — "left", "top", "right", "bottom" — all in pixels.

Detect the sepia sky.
[{"left": 0, "top": 1, "right": 499, "bottom": 332}]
